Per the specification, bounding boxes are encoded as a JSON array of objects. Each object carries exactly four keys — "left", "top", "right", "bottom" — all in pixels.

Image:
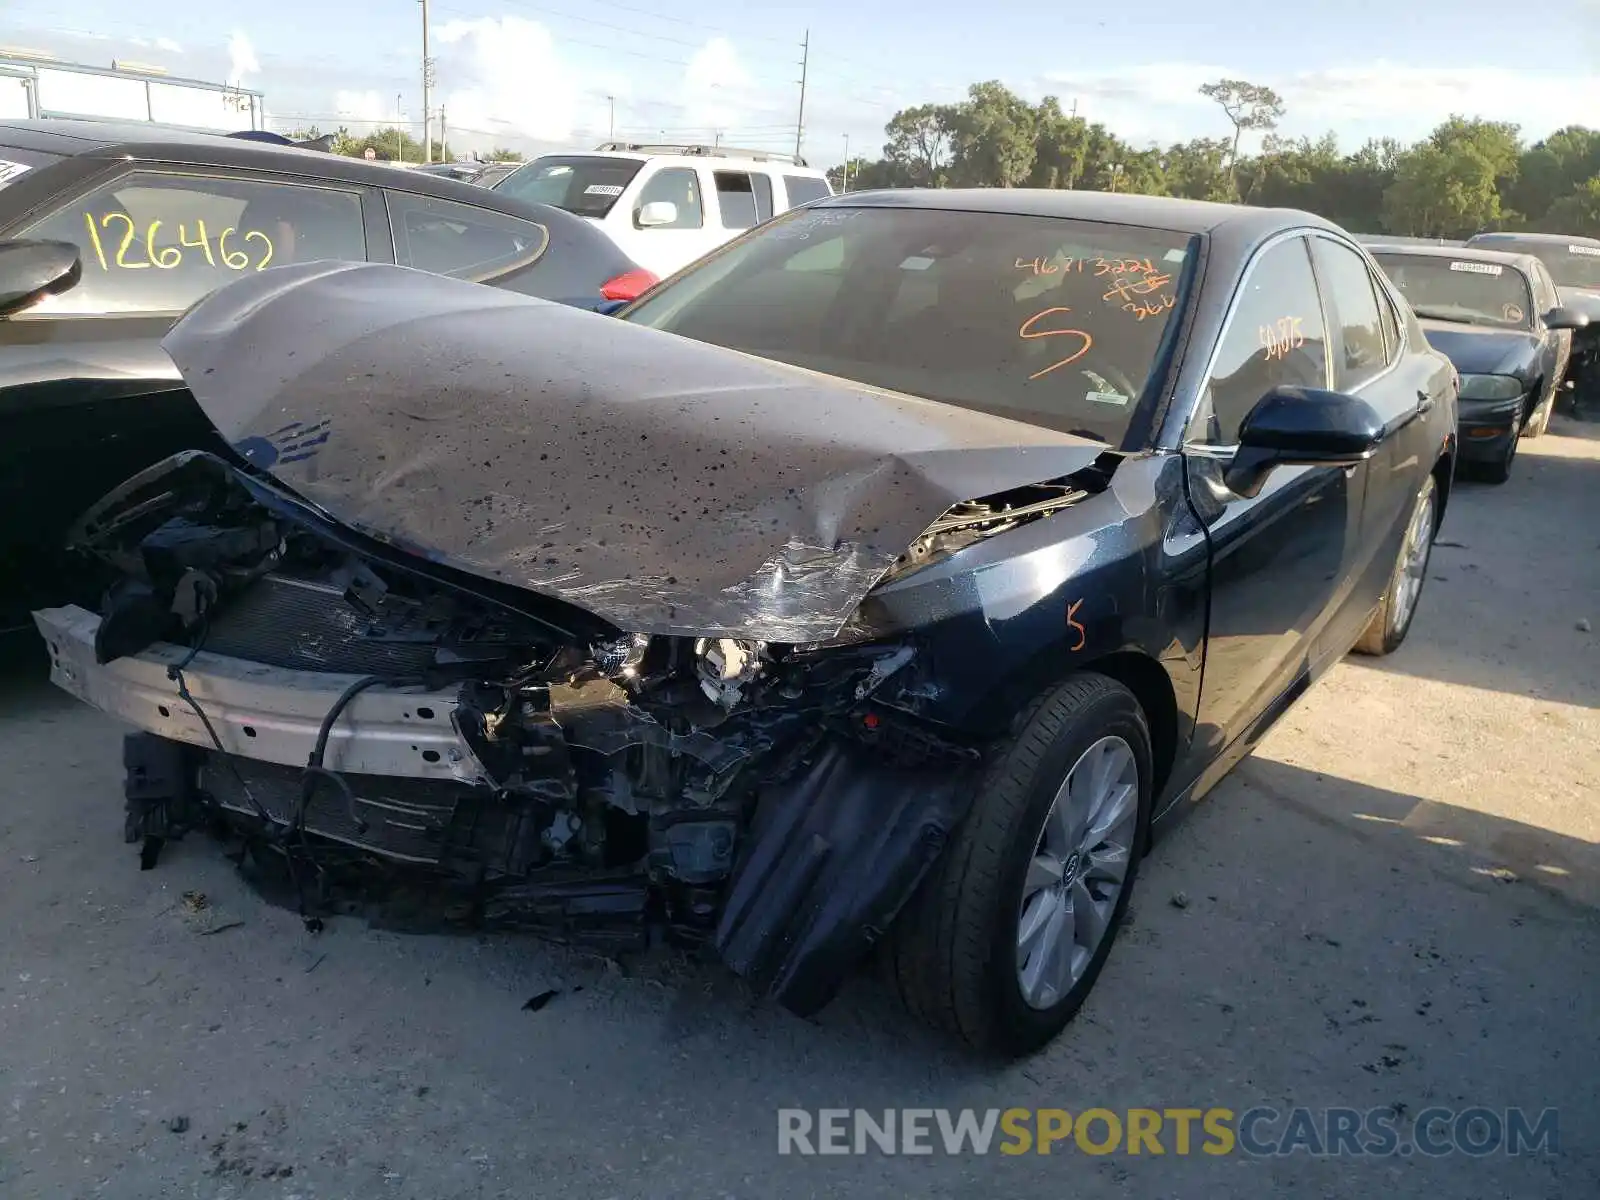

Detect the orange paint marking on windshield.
[
  {"left": 1016, "top": 255, "right": 1085, "bottom": 275},
  {"left": 1123, "top": 293, "right": 1176, "bottom": 321},
  {"left": 1019, "top": 307, "right": 1094, "bottom": 380}
]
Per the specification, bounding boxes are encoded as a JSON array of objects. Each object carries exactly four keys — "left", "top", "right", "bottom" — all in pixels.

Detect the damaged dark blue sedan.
[{"left": 33, "top": 191, "right": 1458, "bottom": 1055}]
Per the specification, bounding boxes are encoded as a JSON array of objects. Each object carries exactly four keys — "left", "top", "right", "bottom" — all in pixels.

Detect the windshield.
[
  {"left": 621, "top": 206, "right": 1197, "bottom": 445},
  {"left": 492, "top": 155, "right": 644, "bottom": 217},
  {"left": 1374, "top": 253, "right": 1534, "bottom": 329},
  {"left": 0, "top": 146, "right": 63, "bottom": 193},
  {"left": 1475, "top": 237, "right": 1600, "bottom": 290}
]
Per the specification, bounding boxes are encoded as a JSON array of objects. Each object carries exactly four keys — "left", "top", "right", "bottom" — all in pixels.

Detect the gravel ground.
[{"left": 1, "top": 417, "right": 1596, "bottom": 1199}]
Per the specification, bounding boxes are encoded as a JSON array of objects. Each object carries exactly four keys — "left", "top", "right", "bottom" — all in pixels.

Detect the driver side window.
[{"left": 1193, "top": 237, "right": 1328, "bottom": 444}]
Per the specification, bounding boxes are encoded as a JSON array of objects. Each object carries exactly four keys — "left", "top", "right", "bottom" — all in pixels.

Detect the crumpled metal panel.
[{"left": 162, "top": 260, "right": 1104, "bottom": 643}]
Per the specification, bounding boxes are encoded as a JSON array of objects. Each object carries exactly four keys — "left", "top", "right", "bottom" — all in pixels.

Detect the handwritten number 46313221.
[{"left": 81, "top": 213, "right": 274, "bottom": 273}]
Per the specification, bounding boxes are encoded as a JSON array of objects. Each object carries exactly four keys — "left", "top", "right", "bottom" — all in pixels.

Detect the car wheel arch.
[{"left": 967, "top": 645, "right": 1180, "bottom": 836}]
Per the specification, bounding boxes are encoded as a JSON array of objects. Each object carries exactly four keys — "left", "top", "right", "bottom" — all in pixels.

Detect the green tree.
[
  {"left": 946, "top": 81, "right": 1037, "bottom": 187},
  {"left": 486, "top": 147, "right": 524, "bottom": 162},
  {"left": 1160, "top": 137, "right": 1234, "bottom": 202},
  {"left": 882, "top": 103, "right": 954, "bottom": 186},
  {"left": 1198, "top": 78, "right": 1286, "bottom": 196},
  {"left": 1382, "top": 142, "right": 1503, "bottom": 238},
  {"left": 1028, "top": 96, "right": 1089, "bottom": 189},
  {"left": 1538, "top": 176, "right": 1600, "bottom": 236}
]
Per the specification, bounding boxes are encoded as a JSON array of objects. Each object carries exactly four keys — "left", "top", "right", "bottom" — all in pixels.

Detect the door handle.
[{"left": 1416, "top": 390, "right": 1435, "bottom": 414}]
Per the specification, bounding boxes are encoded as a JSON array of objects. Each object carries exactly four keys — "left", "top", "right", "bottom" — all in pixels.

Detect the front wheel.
[
  {"left": 1524, "top": 389, "right": 1553, "bottom": 438},
  {"left": 886, "top": 673, "right": 1152, "bottom": 1056},
  {"left": 1353, "top": 472, "right": 1438, "bottom": 656}
]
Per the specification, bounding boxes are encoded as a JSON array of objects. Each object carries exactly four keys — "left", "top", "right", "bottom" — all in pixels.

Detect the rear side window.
[
  {"left": 782, "top": 174, "right": 830, "bottom": 207},
  {"left": 1196, "top": 237, "right": 1329, "bottom": 444},
  {"left": 713, "top": 171, "right": 773, "bottom": 230},
  {"left": 386, "top": 192, "right": 547, "bottom": 282},
  {"left": 633, "top": 168, "right": 703, "bottom": 229},
  {"left": 18, "top": 170, "right": 366, "bottom": 316},
  {"left": 494, "top": 155, "right": 643, "bottom": 218},
  {"left": 1310, "top": 238, "right": 1388, "bottom": 388}
]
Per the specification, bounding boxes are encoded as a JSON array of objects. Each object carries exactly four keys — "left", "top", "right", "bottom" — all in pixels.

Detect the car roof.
[
  {"left": 1468, "top": 230, "right": 1600, "bottom": 248},
  {"left": 1365, "top": 242, "right": 1544, "bottom": 275},
  {"left": 531, "top": 148, "right": 830, "bottom": 177},
  {"left": 0, "top": 118, "right": 538, "bottom": 210},
  {"left": 811, "top": 187, "right": 1340, "bottom": 240}
]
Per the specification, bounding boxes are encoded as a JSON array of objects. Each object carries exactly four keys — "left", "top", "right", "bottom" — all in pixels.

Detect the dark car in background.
[
  {"left": 1369, "top": 243, "right": 1587, "bottom": 480},
  {"left": 1465, "top": 230, "right": 1600, "bottom": 415},
  {"left": 36, "top": 190, "right": 1455, "bottom": 1055},
  {"left": 0, "top": 120, "right": 656, "bottom": 631}
]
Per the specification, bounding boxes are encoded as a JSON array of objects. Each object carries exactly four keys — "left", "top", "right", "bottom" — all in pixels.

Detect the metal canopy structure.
[{"left": 0, "top": 51, "right": 265, "bottom": 134}]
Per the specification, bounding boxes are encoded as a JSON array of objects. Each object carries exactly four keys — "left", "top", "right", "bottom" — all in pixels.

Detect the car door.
[
  {"left": 1, "top": 165, "right": 374, "bottom": 559},
  {"left": 616, "top": 165, "right": 713, "bottom": 277},
  {"left": 1305, "top": 233, "right": 1436, "bottom": 654},
  {"left": 1528, "top": 260, "right": 1570, "bottom": 409},
  {"left": 1182, "top": 233, "right": 1365, "bottom": 754}
]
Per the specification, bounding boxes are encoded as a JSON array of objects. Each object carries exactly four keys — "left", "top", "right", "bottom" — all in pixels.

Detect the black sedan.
[
  {"left": 33, "top": 190, "right": 1457, "bottom": 1055},
  {"left": 0, "top": 119, "right": 656, "bottom": 629},
  {"left": 1465, "top": 229, "right": 1600, "bottom": 416},
  {"left": 1369, "top": 243, "right": 1588, "bottom": 481}
]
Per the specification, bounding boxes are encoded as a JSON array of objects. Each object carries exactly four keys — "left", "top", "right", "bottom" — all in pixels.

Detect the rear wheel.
[
  {"left": 886, "top": 673, "right": 1151, "bottom": 1056},
  {"left": 1354, "top": 473, "right": 1438, "bottom": 656}
]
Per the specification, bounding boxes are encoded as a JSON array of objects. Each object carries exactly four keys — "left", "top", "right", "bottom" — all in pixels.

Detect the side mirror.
[
  {"left": 1223, "top": 386, "right": 1385, "bottom": 499},
  {"left": 1541, "top": 306, "right": 1589, "bottom": 332},
  {"left": 635, "top": 200, "right": 679, "bottom": 229},
  {"left": 0, "top": 239, "right": 82, "bottom": 319}
]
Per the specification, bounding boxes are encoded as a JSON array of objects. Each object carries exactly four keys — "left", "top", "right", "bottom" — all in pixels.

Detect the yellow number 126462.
[{"left": 81, "top": 213, "right": 274, "bottom": 273}]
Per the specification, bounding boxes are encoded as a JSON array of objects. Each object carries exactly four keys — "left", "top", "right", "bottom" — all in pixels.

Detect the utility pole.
[
  {"left": 841, "top": 133, "right": 850, "bottom": 192},
  {"left": 420, "top": 0, "right": 433, "bottom": 162},
  {"left": 439, "top": 106, "right": 447, "bottom": 160},
  {"left": 606, "top": 94, "right": 615, "bottom": 141},
  {"left": 794, "top": 29, "right": 808, "bottom": 160}
]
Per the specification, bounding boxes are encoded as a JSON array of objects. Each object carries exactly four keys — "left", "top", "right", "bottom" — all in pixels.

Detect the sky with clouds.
[{"left": 6, "top": 0, "right": 1600, "bottom": 164}]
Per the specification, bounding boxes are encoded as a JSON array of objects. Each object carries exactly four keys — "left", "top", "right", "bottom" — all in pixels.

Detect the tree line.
[
  {"left": 823, "top": 79, "right": 1600, "bottom": 240},
  {"left": 286, "top": 125, "right": 524, "bottom": 165}
]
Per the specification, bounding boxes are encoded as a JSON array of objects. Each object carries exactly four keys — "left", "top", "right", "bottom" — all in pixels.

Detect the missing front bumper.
[{"left": 33, "top": 605, "right": 484, "bottom": 784}]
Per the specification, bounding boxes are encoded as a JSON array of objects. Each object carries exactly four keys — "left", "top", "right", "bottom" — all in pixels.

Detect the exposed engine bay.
[{"left": 41, "top": 449, "right": 1110, "bottom": 1014}]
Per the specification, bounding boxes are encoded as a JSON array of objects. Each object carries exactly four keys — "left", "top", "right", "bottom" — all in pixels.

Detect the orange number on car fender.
[{"left": 1019, "top": 307, "right": 1093, "bottom": 380}]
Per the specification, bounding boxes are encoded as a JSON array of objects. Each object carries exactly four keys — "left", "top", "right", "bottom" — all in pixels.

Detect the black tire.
[
  {"left": 1523, "top": 386, "right": 1552, "bottom": 438},
  {"left": 885, "top": 672, "right": 1152, "bottom": 1056},
  {"left": 1354, "top": 473, "right": 1438, "bottom": 656}
]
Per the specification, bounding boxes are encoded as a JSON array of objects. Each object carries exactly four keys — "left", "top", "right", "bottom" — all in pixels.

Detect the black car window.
[
  {"left": 17, "top": 171, "right": 366, "bottom": 316},
  {"left": 633, "top": 168, "right": 703, "bottom": 230},
  {"left": 1310, "top": 237, "right": 1388, "bottom": 389},
  {"left": 782, "top": 174, "right": 830, "bottom": 207},
  {"left": 622, "top": 205, "right": 1198, "bottom": 446},
  {"left": 1194, "top": 236, "right": 1328, "bottom": 444},
  {"left": 385, "top": 192, "right": 548, "bottom": 282},
  {"left": 1470, "top": 236, "right": 1600, "bottom": 290},
  {"left": 1374, "top": 252, "right": 1535, "bottom": 331},
  {"left": 1375, "top": 274, "right": 1402, "bottom": 360},
  {"left": 495, "top": 155, "right": 643, "bottom": 217},
  {"left": 713, "top": 171, "right": 763, "bottom": 230}
]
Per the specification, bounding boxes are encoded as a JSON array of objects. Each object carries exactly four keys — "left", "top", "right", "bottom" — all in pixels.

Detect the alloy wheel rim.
[
  {"left": 1015, "top": 735, "right": 1140, "bottom": 1010},
  {"left": 1390, "top": 484, "right": 1435, "bottom": 636}
]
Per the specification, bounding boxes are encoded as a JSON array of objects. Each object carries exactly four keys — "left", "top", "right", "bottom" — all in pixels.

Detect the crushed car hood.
[{"left": 161, "top": 260, "right": 1105, "bottom": 643}]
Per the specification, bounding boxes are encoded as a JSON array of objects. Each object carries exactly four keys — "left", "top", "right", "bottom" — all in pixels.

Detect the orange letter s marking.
[{"left": 1066, "top": 598, "right": 1086, "bottom": 651}]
